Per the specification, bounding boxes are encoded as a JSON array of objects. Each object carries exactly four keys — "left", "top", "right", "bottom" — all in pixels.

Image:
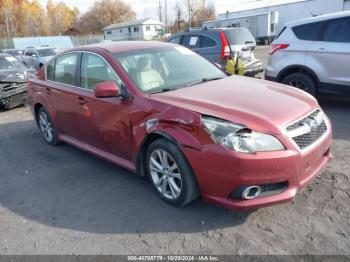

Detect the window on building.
[
  {"left": 134, "top": 27, "right": 139, "bottom": 32},
  {"left": 146, "top": 26, "right": 151, "bottom": 31},
  {"left": 120, "top": 29, "right": 123, "bottom": 33},
  {"left": 322, "top": 18, "right": 350, "bottom": 43},
  {"left": 292, "top": 21, "right": 325, "bottom": 41},
  {"left": 106, "top": 31, "right": 112, "bottom": 35}
]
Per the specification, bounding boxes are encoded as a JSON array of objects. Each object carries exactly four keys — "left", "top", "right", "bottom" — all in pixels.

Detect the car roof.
[
  {"left": 0, "top": 53, "right": 14, "bottom": 58},
  {"left": 286, "top": 10, "right": 350, "bottom": 27},
  {"left": 25, "top": 46, "right": 56, "bottom": 50},
  {"left": 73, "top": 41, "right": 177, "bottom": 54},
  {"left": 170, "top": 27, "right": 250, "bottom": 37},
  {"left": 2, "top": 48, "right": 21, "bottom": 51}
]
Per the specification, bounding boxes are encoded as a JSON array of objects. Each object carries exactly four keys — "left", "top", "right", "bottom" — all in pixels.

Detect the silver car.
[
  {"left": 265, "top": 11, "right": 350, "bottom": 97},
  {"left": 22, "top": 46, "right": 61, "bottom": 70}
]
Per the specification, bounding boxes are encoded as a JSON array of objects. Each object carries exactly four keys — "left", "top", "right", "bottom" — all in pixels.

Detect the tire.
[
  {"left": 281, "top": 72, "right": 317, "bottom": 97},
  {"left": 146, "top": 138, "right": 200, "bottom": 207},
  {"left": 37, "top": 107, "right": 59, "bottom": 146}
]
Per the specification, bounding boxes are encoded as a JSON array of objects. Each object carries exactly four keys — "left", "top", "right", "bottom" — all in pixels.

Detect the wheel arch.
[
  {"left": 277, "top": 65, "right": 320, "bottom": 89},
  {"left": 136, "top": 131, "right": 182, "bottom": 177},
  {"left": 34, "top": 103, "right": 44, "bottom": 125}
]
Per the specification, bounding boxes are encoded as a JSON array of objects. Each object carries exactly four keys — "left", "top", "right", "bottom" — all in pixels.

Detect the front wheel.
[{"left": 146, "top": 139, "right": 199, "bottom": 207}]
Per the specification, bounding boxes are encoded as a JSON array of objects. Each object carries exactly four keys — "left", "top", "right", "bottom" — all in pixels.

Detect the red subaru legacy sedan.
[{"left": 27, "top": 41, "right": 332, "bottom": 210}]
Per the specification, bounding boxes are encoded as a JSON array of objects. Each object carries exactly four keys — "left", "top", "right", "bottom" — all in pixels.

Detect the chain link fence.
[
  {"left": 0, "top": 38, "right": 15, "bottom": 49},
  {"left": 0, "top": 35, "right": 104, "bottom": 50},
  {"left": 70, "top": 35, "right": 104, "bottom": 47}
]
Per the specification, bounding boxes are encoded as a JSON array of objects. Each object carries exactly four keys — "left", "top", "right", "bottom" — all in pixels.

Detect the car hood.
[
  {"left": 40, "top": 56, "right": 54, "bottom": 63},
  {"left": 0, "top": 69, "right": 27, "bottom": 83},
  {"left": 151, "top": 76, "right": 319, "bottom": 135}
]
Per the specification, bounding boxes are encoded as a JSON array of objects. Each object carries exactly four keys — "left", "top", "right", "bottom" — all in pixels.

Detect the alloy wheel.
[
  {"left": 39, "top": 110, "right": 53, "bottom": 142},
  {"left": 287, "top": 79, "right": 307, "bottom": 91},
  {"left": 149, "top": 149, "right": 182, "bottom": 200}
]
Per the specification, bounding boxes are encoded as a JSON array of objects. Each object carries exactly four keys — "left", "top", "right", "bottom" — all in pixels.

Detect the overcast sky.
[{"left": 38, "top": 0, "right": 253, "bottom": 20}]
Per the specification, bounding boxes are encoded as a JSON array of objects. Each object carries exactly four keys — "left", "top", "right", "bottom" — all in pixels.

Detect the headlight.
[{"left": 201, "top": 116, "right": 285, "bottom": 153}]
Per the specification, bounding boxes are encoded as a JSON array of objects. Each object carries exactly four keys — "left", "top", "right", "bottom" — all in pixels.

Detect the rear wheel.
[
  {"left": 146, "top": 139, "right": 199, "bottom": 207},
  {"left": 281, "top": 72, "right": 317, "bottom": 97},
  {"left": 37, "top": 107, "right": 59, "bottom": 145}
]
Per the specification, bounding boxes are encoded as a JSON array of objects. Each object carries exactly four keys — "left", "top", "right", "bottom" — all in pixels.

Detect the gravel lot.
[{"left": 0, "top": 47, "right": 349, "bottom": 255}]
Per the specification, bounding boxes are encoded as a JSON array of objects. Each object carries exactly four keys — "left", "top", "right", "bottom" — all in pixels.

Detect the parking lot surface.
[{"left": 0, "top": 47, "right": 349, "bottom": 255}]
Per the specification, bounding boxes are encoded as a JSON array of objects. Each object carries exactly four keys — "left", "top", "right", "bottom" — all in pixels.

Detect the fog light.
[{"left": 242, "top": 186, "right": 262, "bottom": 200}]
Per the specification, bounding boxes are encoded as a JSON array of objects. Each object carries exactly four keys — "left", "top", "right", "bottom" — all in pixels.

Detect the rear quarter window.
[
  {"left": 292, "top": 21, "right": 325, "bottom": 41},
  {"left": 46, "top": 61, "right": 55, "bottom": 81},
  {"left": 199, "top": 35, "right": 217, "bottom": 48}
]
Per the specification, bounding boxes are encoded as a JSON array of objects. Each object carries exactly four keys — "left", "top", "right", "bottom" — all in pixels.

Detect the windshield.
[
  {"left": 224, "top": 28, "right": 256, "bottom": 45},
  {"left": 37, "top": 48, "right": 59, "bottom": 57},
  {"left": 0, "top": 56, "right": 26, "bottom": 70},
  {"left": 113, "top": 46, "right": 226, "bottom": 93}
]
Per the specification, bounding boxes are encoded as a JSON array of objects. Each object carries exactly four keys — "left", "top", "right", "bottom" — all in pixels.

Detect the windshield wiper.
[
  {"left": 185, "top": 76, "right": 225, "bottom": 87},
  {"left": 149, "top": 87, "right": 173, "bottom": 94}
]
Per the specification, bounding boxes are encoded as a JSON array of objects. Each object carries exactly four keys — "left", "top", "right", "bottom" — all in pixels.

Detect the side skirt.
[{"left": 59, "top": 134, "right": 136, "bottom": 173}]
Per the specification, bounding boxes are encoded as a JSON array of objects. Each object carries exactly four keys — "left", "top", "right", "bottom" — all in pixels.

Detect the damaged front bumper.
[
  {"left": 0, "top": 82, "right": 27, "bottom": 109},
  {"left": 244, "top": 59, "right": 265, "bottom": 77}
]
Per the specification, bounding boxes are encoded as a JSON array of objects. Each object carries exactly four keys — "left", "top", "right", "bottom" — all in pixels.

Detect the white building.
[
  {"left": 103, "top": 18, "right": 163, "bottom": 41},
  {"left": 203, "top": 0, "right": 350, "bottom": 43}
]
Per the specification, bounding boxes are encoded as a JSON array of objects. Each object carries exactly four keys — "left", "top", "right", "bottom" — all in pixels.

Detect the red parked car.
[{"left": 27, "top": 41, "right": 332, "bottom": 210}]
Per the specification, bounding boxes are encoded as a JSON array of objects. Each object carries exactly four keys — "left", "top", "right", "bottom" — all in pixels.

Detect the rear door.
[
  {"left": 44, "top": 52, "right": 80, "bottom": 139},
  {"left": 306, "top": 17, "right": 350, "bottom": 94},
  {"left": 182, "top": 33, "right": 219, "bottom": 64},
  {"left": 76, "top": 52, "right": 132, "bottom": 159}
]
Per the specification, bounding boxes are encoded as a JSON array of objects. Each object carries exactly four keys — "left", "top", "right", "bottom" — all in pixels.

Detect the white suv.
[{"left": 265, "top": 11, "right": 350, "bottom": 97}]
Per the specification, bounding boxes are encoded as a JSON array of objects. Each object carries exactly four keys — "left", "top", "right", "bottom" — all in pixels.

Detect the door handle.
[
  {"left": 77, "top": 97, "right": 87, "bottom": 105},
  {"left": 45, "top": 88, "right": 51, "bottom": 94}
]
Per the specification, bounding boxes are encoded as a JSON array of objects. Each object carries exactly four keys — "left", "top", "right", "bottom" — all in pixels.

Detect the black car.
[
  {"left": 0, "top": 54, "right": 28, "bottom": 109},
  {"left": 168, "top": 27, "right": 264, "bottom": 77}
]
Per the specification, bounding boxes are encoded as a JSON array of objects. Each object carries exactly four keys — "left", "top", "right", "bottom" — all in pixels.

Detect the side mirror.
[{"left": 94, "top": 81, "right": 121, "bottom": 98}]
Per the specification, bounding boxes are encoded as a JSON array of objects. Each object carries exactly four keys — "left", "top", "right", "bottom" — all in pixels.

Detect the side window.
[
  {"left": 292, "top": 21, "right": 325, "bottom": 41},
  {"left": 168, "top": 36, "right": 182, "bottom": 44},
  {"left": 46, "top": 61, "right": 55, "bottom": 81},
  {"left": 182, "top": 35, "right": 200, "bottom": 49},
  {"left": 53, "top": 53, "right": 78, "bottom": 85},
  {"left": 199, "top": 35, "right": 216, "bottom": 48},
  {"left": 81, "top": 53, "right": 123, "bottom": 91},
  {"left": 322, "top": 18, "right": 350, "bottom": 43}
]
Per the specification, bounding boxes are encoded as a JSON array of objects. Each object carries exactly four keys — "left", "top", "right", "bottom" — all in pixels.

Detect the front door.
[{"left": 75, "top": 52, "right": 132, "bottom": 160}]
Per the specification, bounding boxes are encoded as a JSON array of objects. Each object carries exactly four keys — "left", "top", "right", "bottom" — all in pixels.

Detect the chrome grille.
[
  {"left": 286, "top": 109, "right": 327, "bottom": 150},
  {"left": 292, "top": 121, "right": 327, "bottom": 149}
]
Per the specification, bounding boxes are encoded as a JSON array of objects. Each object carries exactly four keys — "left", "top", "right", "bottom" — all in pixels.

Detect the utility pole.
[
  {"left": 158, "top": 0, "right": 162, "bottom": 23},
  {"left": 187, "top": 0, "right": 192, "bottom": 29},
  {"left": 164, "top": 0, "right": 168, "bottom": 34},
  {"left": 177, "top": 8, "right": 182, "bottom": 32}
]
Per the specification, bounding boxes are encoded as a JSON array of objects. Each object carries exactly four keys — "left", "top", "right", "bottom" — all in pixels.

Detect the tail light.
[
  {"left": 269, "top": 44, "right": 289, "bottom": 54},
  {"left": 219, "top": 31, "right": 231, "bottom": 61}
]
